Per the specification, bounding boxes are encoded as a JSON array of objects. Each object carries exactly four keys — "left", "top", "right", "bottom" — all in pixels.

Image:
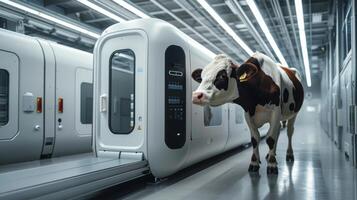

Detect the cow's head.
[{"left": 191, "top": 54, "right": 242, "bottom": 106}]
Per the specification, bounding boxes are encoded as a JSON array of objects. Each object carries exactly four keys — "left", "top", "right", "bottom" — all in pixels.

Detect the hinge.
[
  {"left": 97, "top": 150, "right": 144, "bottom": 161},
  {"left": 97, "top": 150, "right": 120, "bottom": 158},
  {"left": 336, "top": 109, "right": 343, "bottom": 127},
  {"left": 350, "top": 105, "right": 357, "bottom": 134}
]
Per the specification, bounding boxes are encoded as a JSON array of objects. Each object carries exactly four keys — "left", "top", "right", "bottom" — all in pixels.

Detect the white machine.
[
  {"left": 93, "top": 18, "right": 268, "bottom": 178},
  {"left": 0, "top": 29, "right": 93, "bottom": 164}
]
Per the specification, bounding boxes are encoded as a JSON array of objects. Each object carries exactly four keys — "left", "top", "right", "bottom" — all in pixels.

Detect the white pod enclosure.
[
  {"left": 0, "top": 29, "right": 93, "bottom": 165},
  {"left": 94, "top": 19, "right": 257, "bottom": 178}
]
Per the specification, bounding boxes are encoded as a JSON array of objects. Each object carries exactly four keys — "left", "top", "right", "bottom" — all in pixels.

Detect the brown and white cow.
[{"left": 191, "top": 52, "right": 304, "bottom": 174}]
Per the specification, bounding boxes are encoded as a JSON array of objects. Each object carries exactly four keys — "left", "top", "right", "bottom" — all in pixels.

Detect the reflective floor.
[{"left": 89, "top": 99, "right": 357, "bottom": 200}]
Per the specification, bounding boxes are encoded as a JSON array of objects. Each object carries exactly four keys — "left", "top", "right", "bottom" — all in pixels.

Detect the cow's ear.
[
  {"left": 192, "top": 68, "right": 203, "bottom": 83},
  {"left": 236, "top": 63, "right": 258, "bottom": 83}
]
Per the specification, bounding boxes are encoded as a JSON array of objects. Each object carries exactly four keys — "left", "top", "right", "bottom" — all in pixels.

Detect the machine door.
[
  {"left": 0, "top": 48, "right": 45, "bottom": 164},
  {"left": 226, "top": 103, "right": 250, "bottom": 149},
  {"left": 0, "top": 51, "right": 19, "bottom": 140},
  {"left": 38, "top": 40, "right": 56, "bottom": 157},
  {"left": 51, "top": 44, "right": 92, "bottom": 157},
  {"left": 95, "top": 30, "right": 147, "bottom": 154},
  {"left": 190, "top": 102, "right": 229, "bottom": 157},
  {"left": 341, "top": 58, "right": 353, "bottom": 160}
]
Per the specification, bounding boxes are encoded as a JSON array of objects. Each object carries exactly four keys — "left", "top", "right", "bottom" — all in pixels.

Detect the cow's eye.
[
  {"left": 214, "top": 78, "right": 228, "bottom": 90},
  {"left": 214, "top": 69, "right": 228, "bottom": 90}
]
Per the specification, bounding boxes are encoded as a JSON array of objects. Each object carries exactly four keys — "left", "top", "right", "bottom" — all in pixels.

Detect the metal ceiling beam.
[
  {"left": 149, "top": 0, "right": 223, "bottom": 54},
  {"left": 173, "top": 0, "right": 247, "bottom": 61},
  {"left": 225, "top": 0, "right": 275, "bottom": 60},
  {"left": 271, "top": 0, "right": 300, "bottom": 68},
  {"left": 85, "top": 17, "right": 111, "bottom": 23},
  {"left": 44, "top": 0, "right": 72, "bottom": 7}
]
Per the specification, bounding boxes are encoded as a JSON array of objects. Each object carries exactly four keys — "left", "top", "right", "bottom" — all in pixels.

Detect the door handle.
[
  {"left": 34, "top": 125, "right": 40, "bottom": 131},
  {"left": 100, "top": 94, "right": 108, "bottom": 112}
]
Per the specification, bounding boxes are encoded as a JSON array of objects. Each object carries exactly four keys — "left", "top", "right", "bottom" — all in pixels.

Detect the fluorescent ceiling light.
[
  {"left": 295, "top": 0, "right": 312, "bottom": 87},
  {"left": 77, "top": 0, "right": 126, "bottom": 22},
  {"left": 246, "top": 0, "right": 288, "bottom": 66},
  {"left": 1, "top": 0, "right": 215, "bottom": 59},
  {"left": 196, "top": 0, "right": 254, "bottom": 56},
  {"left": 111, "top": 0, "right": 150, "bottom": 18},
  {"left": 0, "top": 0, "right": 100, "bottom": 38}
]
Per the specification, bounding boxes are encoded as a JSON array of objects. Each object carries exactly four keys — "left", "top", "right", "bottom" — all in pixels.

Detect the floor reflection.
[{"left": 89, "top": 99, "right": 356, "bottom": 200}]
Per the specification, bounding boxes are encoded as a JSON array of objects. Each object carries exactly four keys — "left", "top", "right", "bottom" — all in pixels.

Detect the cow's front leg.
[
  {"left": 266, "top": 113, "right": 281, "bottom": 174},
  {"left": 245, "top": 114, "right": 261, "bottom": 173}
]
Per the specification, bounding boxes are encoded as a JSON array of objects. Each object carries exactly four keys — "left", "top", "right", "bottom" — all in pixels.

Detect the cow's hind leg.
[
  {"left": 248, "top": 128, "right": 261, "bottom": 172},
  {"left": 245, "top": 115, "right": 261, "bottom": 173},
  {"left": 266, "top": 113, "right": 281, "bottom": 174},
  {"left": 248, "top": 129, "right": 260, "bottom": 172},
  {"left": 286, "top": 116, "right": 297, "bottom": 162}
]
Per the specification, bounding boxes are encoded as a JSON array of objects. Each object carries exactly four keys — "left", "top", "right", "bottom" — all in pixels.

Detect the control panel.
[{"left": 165, "top": 45, "right": 186, "bottom": 149}]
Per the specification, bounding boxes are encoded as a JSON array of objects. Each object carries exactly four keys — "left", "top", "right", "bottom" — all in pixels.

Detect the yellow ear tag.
[{"left": 239, "top": 72, "right": 248, "bottom": 82}]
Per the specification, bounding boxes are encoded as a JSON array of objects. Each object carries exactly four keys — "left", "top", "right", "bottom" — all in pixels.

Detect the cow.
[{"left": 191, "top": 52, "right": 304, "bottom": 174}]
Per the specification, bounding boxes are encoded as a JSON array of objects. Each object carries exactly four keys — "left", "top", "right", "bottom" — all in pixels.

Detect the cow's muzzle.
[{"left": 192, "top": 91, "right": 207, "bottom": 105}]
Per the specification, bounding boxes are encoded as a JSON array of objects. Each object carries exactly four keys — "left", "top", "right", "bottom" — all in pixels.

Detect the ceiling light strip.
[
  {"left": 0, "top": 0, "right": 100, "bottom": 38},
  {"left": 111, "top": 0, "right": 150, "bottom": 18},
  {"left": 112, "top": 0, "right": 215, "bottom": 57},
  {"left": 246, "top": 0, "right": 288, "bottom": 66},
  {"left": 196, "top": 0, "right": 254, "bottom": 56},
  {"left": 295, "top": 0, "right": 312, "bottom": 87},
  {"left": 77, "top": 0, "right": 126, "bottom": 22}
]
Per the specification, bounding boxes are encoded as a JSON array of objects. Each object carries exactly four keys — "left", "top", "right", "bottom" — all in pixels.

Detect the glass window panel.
[
  {"left": 80, "top": 82, "right": 93, "bottom": 124},
  {"left": 204, "top": 105, "right": 222, "bottom": 126},
  {"left": 235, "top": 106, "right": 244, "bottom": 124},
  {"left": 0, "top": 69, "right": 9, "bottom": 126},
  {"left": 109, "top": 50, "right": 135, "bottom": 134}
]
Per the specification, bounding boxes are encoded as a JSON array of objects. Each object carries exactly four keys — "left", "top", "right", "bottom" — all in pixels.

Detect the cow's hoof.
[
  {"left": 267, "top": 166, "right": 278, "bottom": 174},
  {"left": 286, "top": 154, "right": 294, "bottom": 162},
  {"left": 248, "top": 164, "right": 260, "bottom": 172}
]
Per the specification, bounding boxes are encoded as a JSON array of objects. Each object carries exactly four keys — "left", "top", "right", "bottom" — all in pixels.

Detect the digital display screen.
[
  {"left": 168, "top": 83, "right": 183, "bottom": 90},
  {"left": 168, "top": 97, "right": 181, "bottom": 105}
]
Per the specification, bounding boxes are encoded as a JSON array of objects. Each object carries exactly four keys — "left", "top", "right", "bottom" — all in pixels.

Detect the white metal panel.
[
  {"left": 50, "top": 42, "right": 92, "bottom": 157},
  {"left": 340, "top": 58, "right": 353, "bottom": 160},
  {"left": 185, "top": 41, "right": 229, "bottom": 165},
  {"left": 143, "top": 21, "right": 191, "bottom": 177},
  {"left": 0, "top": 30, "right": 45, "bottom": 164}
]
